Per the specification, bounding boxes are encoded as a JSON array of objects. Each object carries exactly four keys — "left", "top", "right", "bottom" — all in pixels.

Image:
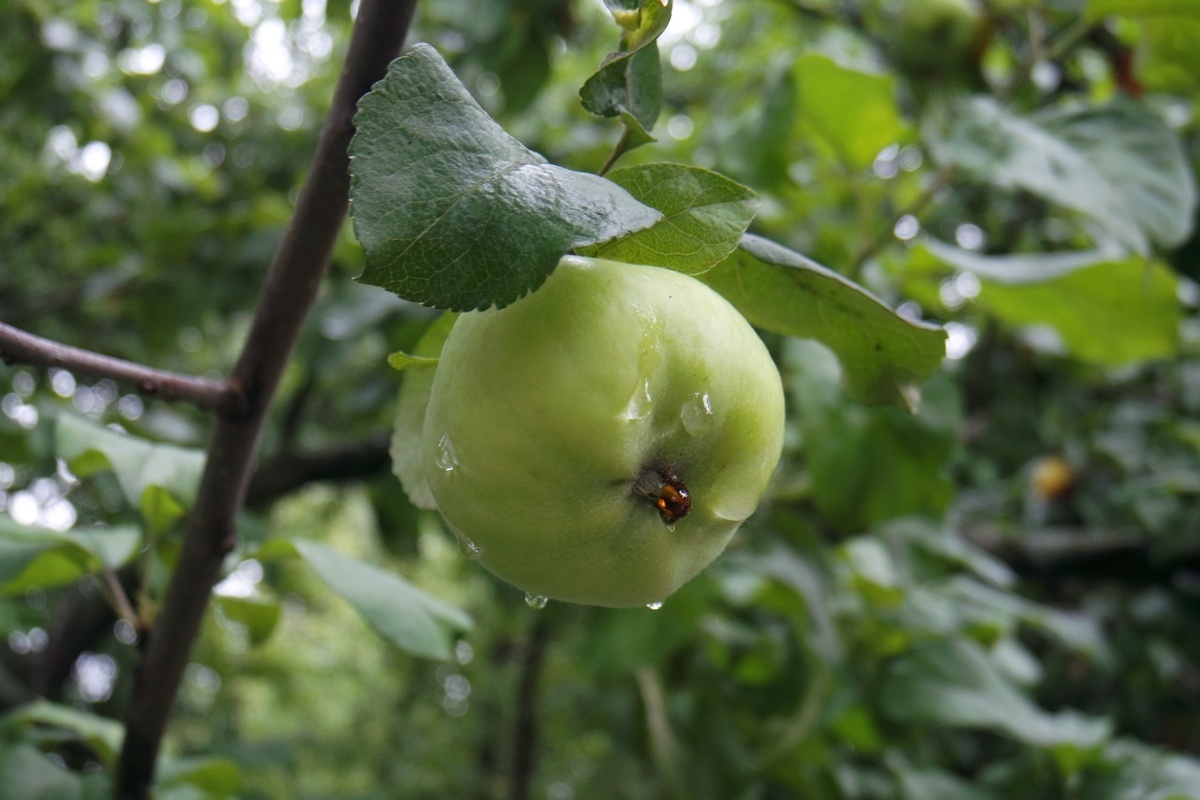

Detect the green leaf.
[
  {"left": 386, "top": 351, "right": 439, "bottom": 371},
  {"left": 752, "top": 62, "right": 797, "bottom": 186},
  {"left": 392, "top": 313, "right": 458, "bottom": 512},
  {"left": 787, "top": 342, "right": 960, "bottom": 532},
  {"left": 881, "top": 638, "right": 1112, "bottom": 753},
  {"left": 0, "top": 742, "right": 83, "bottom": 800},
  {"left": 56, "top": 413, "right": 204, "bottom": 531},
  {"left": 925, "top": 96, "right": 1196, "bottom": 253},
  {"left": 1137, "top": 16, "right": 1200, "bottom": 95},
  {"left": 578, "top": 578, "right": 712, "bottom": 675},
  {"left": 937, "top": 576, "right": 1107, "bottom": 657},
  {"left": 0, "top": 700, "right": 124, "bottom": 765},
  {"left": 582, "top": 45, "right": 663, "bottom": 143},
  {"left": 580, "top": 0, "right": 672, "bottom": 133},
  {"left": 291, "top": 539, "right": 471, "bottom": 660},
  {"left": 911, "top": 241, "right": 1180, "bottom": 365},
  {"left": 140, "top": 485, "right": 186, "bottom": 538},
  {"left": 158, "top": 755, "right": 241, "bottom": 795},
  {"left": 1088, "top": 0, "right": 1200, "bottom": 18},
  {"left": 67, "top": 526, "right": 142, "bottom": 570},
  {"left": 755, "top": 545, "right": 842, "bottom": 662},
  {"left": 701, "top": 234, "right": 946, "bottom": 410},
  {"left": 0, "top": 520, "right": 141, "bottom": 594},
  {"left": 214, "top": 595, "right": 282, "bottom": 646},
  {"left": 794, "top": 54, "right": 905, "bottom": 169},
  {"left": 1039, "top": 99, "right": 1196, "bottom": 248},
  {"left": 350, "top": 43, "right": 661, "bottom": 311},
  {"left": 1096, "top": 740, "right": 1200, "bottom": 800},
  {"left": 584, "top": 164, "right": 758, "bottom": 273},
  {"left": 882, "top": 518, "right": 1016, "bottom": 588},
  {"left": 890, "top": 759, "right": 1001, "bottom": 800}
]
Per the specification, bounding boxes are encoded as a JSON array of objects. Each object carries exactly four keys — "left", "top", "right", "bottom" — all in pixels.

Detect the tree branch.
[
  {"left": 244, "top": 434, "right": 392, "bottom": 508},
  {"left": 0, "top": 322, "right": 231, "bottom": 413},
  {"left": 962, "top": 523, "right": 1200, "bottom": 585},
  {"left": 511, "top": 614, "right": 552, "bottom": 800},
  {"left": 114, "top": 3, "right": 417, "bottom": 797}
]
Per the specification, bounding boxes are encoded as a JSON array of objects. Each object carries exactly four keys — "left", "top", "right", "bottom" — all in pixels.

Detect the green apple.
[
  {"left": 422, "top": 256, "right": 785, "bottom": 608},
  {"left": 887, "top": 0, "right": 982, "bottom": 76}
]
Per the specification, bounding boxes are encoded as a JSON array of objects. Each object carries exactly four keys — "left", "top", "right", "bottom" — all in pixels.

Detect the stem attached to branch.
[
  {"left": 113, "top": 3, "right": 417, "bottom": 797},
  {"left": 0, "top": 323, "right": 231, "bottom": 413}
]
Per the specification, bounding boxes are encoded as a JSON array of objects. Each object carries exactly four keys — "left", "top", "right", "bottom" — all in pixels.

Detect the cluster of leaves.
[{"left": 2, "top": 0, "right": 1200, "bottom": 798}]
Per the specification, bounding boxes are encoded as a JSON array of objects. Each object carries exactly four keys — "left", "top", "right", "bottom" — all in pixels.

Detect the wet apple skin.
[{"left": 423, "top": 256, "right": 785, "bottom": 607}]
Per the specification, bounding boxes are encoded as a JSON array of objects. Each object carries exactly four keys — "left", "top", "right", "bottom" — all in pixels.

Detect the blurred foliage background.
[{"left": 3, "top": 0, "right": 1200, "bottom": 798}]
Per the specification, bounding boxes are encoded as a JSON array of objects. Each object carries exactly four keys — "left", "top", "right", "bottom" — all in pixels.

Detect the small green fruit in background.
[
  {"left": 423, "top": 256, "right": 785, "bottom": 608},
  {"left": 887, "top": 0, "right": 983, "bottom": 77}
]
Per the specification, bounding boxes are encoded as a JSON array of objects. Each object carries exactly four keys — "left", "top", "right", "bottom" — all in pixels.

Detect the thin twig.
[
  {"left": 635, "top": 667, "right": 689, "bottom": 800},
  {"left": 0, "top": 322, "right": 231, "bottom": 413},
  {"left": 597, "top": 126, "right": 632, "bottom": 176},
  {"left": 961, "top": 523, "right": 1200, "bottom": 584},
  {"left": 760, "top": 667, "right": 829, "bottom": 768},
  {"left": 102, "top": 568, "right": 139, "bottom": 629},
  {"left": 113, "top": 3, "right": 417, "bottom": 797}
]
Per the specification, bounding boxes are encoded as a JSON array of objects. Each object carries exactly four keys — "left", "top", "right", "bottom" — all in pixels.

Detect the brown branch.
[
  {"left": 113, "top": 3, "right": 417, "bottom": 797},
  {"left": 962, "top": 523, "right": 1200, "bottom": 584},
  {"left": 511, "top": 614, "right": 552, "bottom": 800},
  {"left": 245, "top": 434, "right": 392, "bottom": 508},
  {"left": 0, "top": 322, "right": 231, "bottom": 413}
]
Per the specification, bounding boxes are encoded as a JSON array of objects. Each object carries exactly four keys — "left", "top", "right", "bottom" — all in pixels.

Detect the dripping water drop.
[
  {"left": 623, "top": 378, "right": 653, "bottom": 421},
  {"left": 680, "top": 391, "right": 714, "bottom": 436},
  {"left": 457, "top": 536, "right": 483, "bottom": 560},
  {"left": 435, "top": 434, "right": 459, "bottom": 471},
  {"left": 646, "top": 601, "right": 664, "bottom": 610},
  {"left": 524, "top": 593, "right": 548, "bottom": 610}
]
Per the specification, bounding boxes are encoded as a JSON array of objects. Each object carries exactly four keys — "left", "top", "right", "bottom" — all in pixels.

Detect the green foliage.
[
  {"left": 56, "top": 413, "right": 204, "bottom": 535},
  {"left": 350, "top": 44, "right": 663, "bottom": 311},
  {"left": 585, "top": 163, "right": 758, "bottom": 273},
  {"left": 793, "top": 54, "right": 907, "bottom": 170},
  {"left": 4, "top": 0, "right": 1200, "bottom": 798},
  {"left": 579, "top": 0, "right": 671, "bottom": 145},
  {"left": 909, "top": 241, "right": 1181, "bottom": 365},
  {"left": 289, "top": 538, "right": 471, "bottom": 661},
  {"left": 0, "top": 519, "right": 141, "bottom": 595},
  {"left": 705, "top": 237, "right": 947, "bottom": 409},
  {"left": 925, "top": 96, "right": 1196, "bottom": 253}
]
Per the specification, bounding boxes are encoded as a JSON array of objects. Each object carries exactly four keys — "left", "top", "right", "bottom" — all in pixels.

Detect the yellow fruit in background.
[{"left": 1030, "top": 454, "right": 1074, "bottom": 501}]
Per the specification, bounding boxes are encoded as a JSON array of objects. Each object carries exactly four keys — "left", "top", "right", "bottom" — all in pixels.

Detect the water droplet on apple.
[
  {"left": 623, "top": 377, "right": 653, "bottom": 421},
  {"left": 435, "top": 434, "right": 458, "bottom": 471},
  {"left": 680, "top": 391, "right": 714, "bottom": 436},
  {"left": 457, "top": 536, "right": 483, "bottom": 559},
  {"left": 524, "top": 592, "right": 548, "bottom": 610},
  {"left": 646, "top": 601, "right": 664, "bottom": 610}
]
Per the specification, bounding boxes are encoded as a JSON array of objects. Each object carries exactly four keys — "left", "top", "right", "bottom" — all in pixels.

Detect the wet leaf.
[
  {"left": 586, "top": 163, "right": 758, "bottom": 273},
  {"left": 350, "top": 44, "right": 661, "bottom": 311},
  {"left": 701, "top": 235, "right": 946, "bottom": 409}
]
